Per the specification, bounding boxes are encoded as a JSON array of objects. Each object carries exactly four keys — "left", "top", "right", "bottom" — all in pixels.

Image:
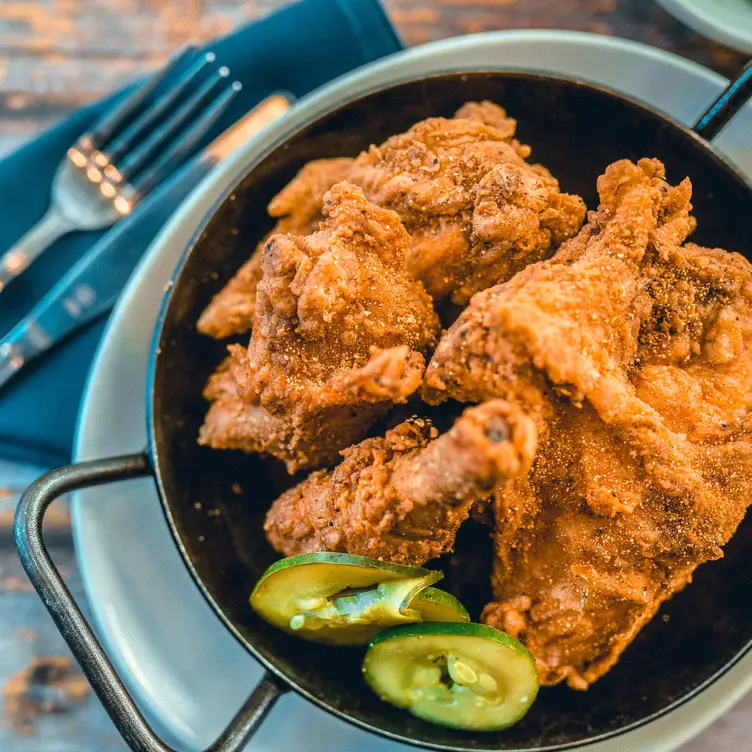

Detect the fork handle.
[{"left": 0, "top": 209, "right": 75, "bottom": 291}]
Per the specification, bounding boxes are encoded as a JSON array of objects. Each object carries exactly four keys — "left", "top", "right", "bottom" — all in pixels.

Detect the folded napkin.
[{"left": 0, "top": 0, "right": 402, "bottom": 469}]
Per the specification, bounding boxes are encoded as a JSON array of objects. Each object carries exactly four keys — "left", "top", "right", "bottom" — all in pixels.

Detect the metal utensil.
[
  {"left": 0, "top": 94, "right": 291, "bottom": 390},
  {"left": 0, "top": 46, "right": 242, "bottom": 292}
]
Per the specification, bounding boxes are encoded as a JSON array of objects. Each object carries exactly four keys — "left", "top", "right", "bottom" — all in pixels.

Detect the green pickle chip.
[
  {"left": 250, "top": 552, "right": 468, "bottom": 645},
  {"left": 363, "top": 622, "right": 539, "bottom": 731}
]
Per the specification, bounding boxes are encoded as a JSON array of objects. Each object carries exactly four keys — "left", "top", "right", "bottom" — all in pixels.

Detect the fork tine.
[
  {"left": 112, "top": 66, "right": 231, "bottom": 183},
  {"left": 79, "top": 45, "right": 198, "bottom": 152},
  {"left": 133, "top": 81, "right": 243, "bottom": 199},
  {"left": 103, "top": 51, "right": 216, "bottom": 165}
]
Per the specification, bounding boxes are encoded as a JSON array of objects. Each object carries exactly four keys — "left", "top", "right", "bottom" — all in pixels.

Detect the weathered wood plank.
[
  {"left": 0, "top": 2, "right": 751, "bottom": 750},
  {"left": 0, "top": 0, "right": 746, "bottom": 126},
  {"left": 387, "top": 0, "right": 748, "bottom": 80},
  {"left": 0, "top": 534, "right": 124, "bottom": 750}
]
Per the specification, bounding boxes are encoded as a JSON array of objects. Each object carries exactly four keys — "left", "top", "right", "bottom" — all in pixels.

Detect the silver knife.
[{"left": 0, "top": 94, "right": 291, "bottom": 389}]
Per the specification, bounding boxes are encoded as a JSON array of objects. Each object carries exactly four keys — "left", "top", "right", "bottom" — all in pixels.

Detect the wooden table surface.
[{"left": 0, "top": 1, "right": 749, "bottom": 750}]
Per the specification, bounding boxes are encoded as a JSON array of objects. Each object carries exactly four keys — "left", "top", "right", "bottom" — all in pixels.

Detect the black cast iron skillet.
[{"left": 14, "top": 63, "right": 752, "bottom": 752}]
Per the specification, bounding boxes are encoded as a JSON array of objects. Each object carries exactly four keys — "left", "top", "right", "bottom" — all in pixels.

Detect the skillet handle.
[
  {"left": 693, "top": 58, "right": 752, "bottom": 140},
  {"left": 14, "top": 454, "right": 285, "bottom": 752}
]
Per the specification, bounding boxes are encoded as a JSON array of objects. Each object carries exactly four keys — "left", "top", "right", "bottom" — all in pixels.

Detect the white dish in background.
[
  {"left": 655, "top": 0, "right": 752, "bottom": 54},
  {"left": 73, "top": 30, "right": 752, "bottom": 752}
]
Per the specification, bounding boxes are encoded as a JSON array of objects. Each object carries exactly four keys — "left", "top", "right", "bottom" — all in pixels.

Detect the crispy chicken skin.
[
  {"left": 454, "top": 100, "right": 520, "bottom": 133},
  {"left": 425, "top": 158, "right": 752, "bottom": 689},
  {"left": 198, "top": 103, "right": 585, "bottom": 338},
  {"left": 197, "top": 251, "right": 264, "bottom": 340},
  {"left": 197, "top": 158, "right": 354, "bottom": 339},
  {"left": 423, "top": 158, "right": 696, "bottom": 420},
  {"left": 265, "top": 400, "right": 537, "bottom": 565},
  {"left": 349, "top": 101, "right": 586, "bottom": 304},
  {"left": 198, "top": 346, "right": 406, "bottom": 469},
  {"left": 200, "top": 182, "right": 439, "bottom": 472},
  {"left": 199, "top": 348, "right": 291, "bottom": 455}
]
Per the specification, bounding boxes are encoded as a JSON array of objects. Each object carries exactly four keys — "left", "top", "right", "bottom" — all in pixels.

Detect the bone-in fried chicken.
[
  {"left": 423, "top": 158, "right": 696, "bottom": 422},
  {"left": 199, "top": 345, "right": 415, "bottom": 468},
  {"left": 200, "top": 182, "right": 439, "bottom": 472},
  {"left": 199, "top": 347, "right": 291, "bottom": 455},
  {"left": 197, "top": 103, "right": 585, "bottom": 338},
  {"left": 425, "top": 158, "right": 752, "bottom": 689},
  {"left": 349, "top": 101, "right": 586, "bottom": 304},
  {"left": 197, "top": 158, "right": 353, "bottom": 338},
  {"left": 265, "top": 400, "right": 537, "bottom": 565}
]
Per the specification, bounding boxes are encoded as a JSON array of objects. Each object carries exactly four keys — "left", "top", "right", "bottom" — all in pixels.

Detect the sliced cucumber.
[
  {"left": 363, "top": 622, "right": 539, "bottom": 731},
  {"left": 250, "top": 553, "right": 467, "bottom": 645}
]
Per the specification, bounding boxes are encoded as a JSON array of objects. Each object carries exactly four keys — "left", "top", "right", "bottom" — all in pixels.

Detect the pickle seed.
[
  {"left": 289, "top": 614, "right": 306, "bottom": 630},
  {"left": 447, "top": 654, "right": 478, "bottom": 685},
  {"left": 477, "top": 673, "right": 498, "bottom": 693},
  {"left": 295, "top": 597, "right": 328, "bottom": 611}
]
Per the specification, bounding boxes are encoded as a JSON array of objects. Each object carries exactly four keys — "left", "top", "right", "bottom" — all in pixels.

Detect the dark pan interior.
[{"left": 150, "top": 72, "right": 752, "bottom": 751}]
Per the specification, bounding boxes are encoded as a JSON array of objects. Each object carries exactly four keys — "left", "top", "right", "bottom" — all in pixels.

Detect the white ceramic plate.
[
  {"left": 655, "top": 0, "right": 752, "bottom": 54},
  {"left": 73, "top": 30, "right": 752, "bottom": 752}
]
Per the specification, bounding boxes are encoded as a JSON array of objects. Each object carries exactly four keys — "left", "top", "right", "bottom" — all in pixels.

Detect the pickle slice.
[
  {"left": 363, "top": 622, "right": 539, "bottom": 730},
  {"left": 250, "top": 553, "right": 467, "bottom": 645}
]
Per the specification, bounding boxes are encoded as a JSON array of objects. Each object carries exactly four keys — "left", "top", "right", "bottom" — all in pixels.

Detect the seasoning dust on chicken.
[
  {"left": 198, "top": 100, "right": 585, "bottom": 338},
  {"left": 196, "top": 98, "right": 752, "bottom": 695},
  {"left": 200, "top": 182, "right": 439, "bottom": 472},
  {"left": 425, "top": 158, "right": 752, "bottom": 690}
]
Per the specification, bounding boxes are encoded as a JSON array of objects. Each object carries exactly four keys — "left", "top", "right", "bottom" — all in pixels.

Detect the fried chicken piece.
[
  {"left": 197, "top": 251, "right": 264, "bottom": 340},
  {"left": 197, "top": 158, "right": 353, "bottom": 338},
  {"left": 200, "top": 182, "right": 440, "bottom": 472},
  {"left": 265, "top": 400, "right": 537, "bottom": 565},
  {"left": 199, "top": 348, "right": 291, "bottom": 454},
  {"left": 199, "top": 346, "right": 407, "bottom": 468},
  {"left": 266, "top": 157, "right": 355, "bottom": 224},
  {"left": 486, "top": 327, "right": 752, "bottom": 689},
  {"left": 349, "top": 101, "right": 586, "bottom": 304},
  {"left": 198, "top": 103, "right": 584, "bottom": 336},
  {"left": 423, "top": 158, "right": 695, "bottom": 423},
  {"left": 454, "top": 100, "right": 519, "bottom": 136},
  {"left": 425, "top": 157, "right": 752, "bottom": 689}
]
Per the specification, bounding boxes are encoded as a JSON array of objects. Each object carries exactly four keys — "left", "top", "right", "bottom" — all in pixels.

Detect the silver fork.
[{"left": 0, "top": 46, "right": 242, "bottom": 292}]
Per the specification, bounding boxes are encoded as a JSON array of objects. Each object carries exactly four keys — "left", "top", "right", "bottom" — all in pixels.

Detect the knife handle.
[
  {"left": 0, "top": 320, "right": 51, "bottom": 389},
  {"left": 206, "top": 93, "right": 291, "bottom": 160}
]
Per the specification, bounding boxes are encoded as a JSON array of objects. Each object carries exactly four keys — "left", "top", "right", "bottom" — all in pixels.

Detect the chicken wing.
[
  {"left": 349, "top": 101, "right": 586, "bottom": 304},
  {"left": 265, "top": 400, "right": 537, "bottom": 565},
  {"left": 426, "top": 158, "right": 752, "bottom": 689},
  {"left": 197, "top": 158, "right": 354, "bottom": 338},
  {"left": 200, "top": 182, "right": 440, "bottom": 472}
]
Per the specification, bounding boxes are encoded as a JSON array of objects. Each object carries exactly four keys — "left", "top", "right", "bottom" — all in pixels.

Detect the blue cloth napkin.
[{"left": 0, "top": 0, "right": 402, "bottom": 468}]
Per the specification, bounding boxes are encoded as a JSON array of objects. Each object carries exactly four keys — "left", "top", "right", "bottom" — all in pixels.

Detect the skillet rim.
[{"left": 146, "top": 66, "right": 752, "bottom": 752}]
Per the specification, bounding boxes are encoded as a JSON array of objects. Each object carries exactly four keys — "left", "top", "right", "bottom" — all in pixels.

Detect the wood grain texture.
[
  {"left": 0, "top": 540, "right": 125, "bottom": 751},
  {"left": 0, "top": 1, "right": 751, "bottom": 750},
  {"left": 0, "top": 0, "right": 746, "bottom": 121},
  {"left": 0, "top": 0, "right": 746, "bottom": 150}
]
